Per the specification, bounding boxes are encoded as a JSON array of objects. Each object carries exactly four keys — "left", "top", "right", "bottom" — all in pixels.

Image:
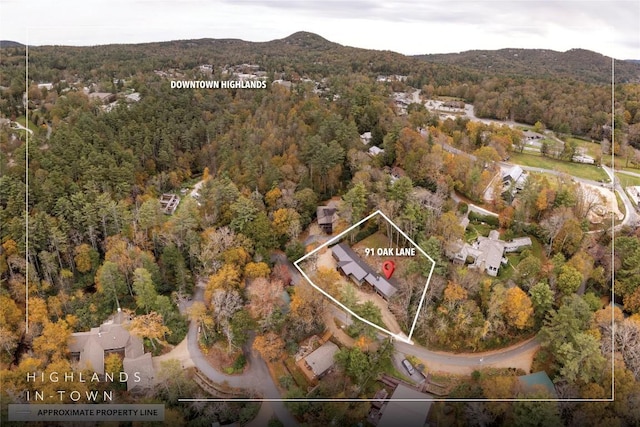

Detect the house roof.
[
  {"left": 365, "top": 274, "right": 397, "bottom": 299},
  {"left": 331, "top": 243, "right": 397, "bottom": 298},
  {"left": 378, "top": 384, "right": 433, "bottom": 427},
  {"left": 368, "top": 146, "right": 384, "bottom": 156},
  {"left": 517, "top": 372, "right": 557, "bottom": 398},
  {"left": 123, "top": 352, "right": 154, "bottom": 391},
  {"left": 317, "top": 206, "right": 336, "bottom": 225},
  {"left": 304, "top": 341, "right": 339, "bottom": 377},
  {"left": 69, "top": 313, "right": 151, "bottom": 384},
  {"left": 475, "top": 237, "right": 505, "bottom": 272},
  {"left": 502, "top": 165, "right": 524, "bottom": 182}
]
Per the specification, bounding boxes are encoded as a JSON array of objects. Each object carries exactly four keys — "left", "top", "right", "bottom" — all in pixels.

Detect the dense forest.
[{"left": 1, "top": 32, "right": 640, "bottom": 425}]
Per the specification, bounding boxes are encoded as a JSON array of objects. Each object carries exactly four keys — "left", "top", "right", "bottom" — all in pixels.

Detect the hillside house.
[
  {"left": 377, "top": 384, "right": 433, "bottom": 427},
  {"left": 317, "top": 205, "right": 337, "bottom": 234},
  {"left": 88, "top": 92, "right": 116, "bottom": 104},
  {"left": 160, "top": 193, "right": 180, "bottom": 214},
  {"left": 331, "top": 243, "right": 397, "bottom": 300}
]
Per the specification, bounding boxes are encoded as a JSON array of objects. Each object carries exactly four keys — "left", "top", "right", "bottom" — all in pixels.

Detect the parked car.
[{"left": 402, "top": 359, "right": 415, "bottom": 375}]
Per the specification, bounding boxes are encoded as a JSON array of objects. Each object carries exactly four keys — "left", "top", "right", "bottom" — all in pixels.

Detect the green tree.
[
  {"left": 538, "top": 295, "right": 604, "bottom": 384},
  {"left": 529, "top": 282, "right": 554, "bottom": 324},
  {"left": 511, "top": 391, "right": 562, "bottom": 426},
  {"left": 557, "top": 265, "right": 582, "bottom": 296},
  {"left": 341, "top": 182, "right": 368, "bottom": 224},
  {"left": 132, "top": 267, "right": 158, "bottom": 314}
]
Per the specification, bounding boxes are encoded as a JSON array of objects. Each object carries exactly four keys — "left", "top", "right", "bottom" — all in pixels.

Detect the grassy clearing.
[
  {"left": 616, "top": 173, "right": 640, "bottom": 188},
  {"left": 567, "top": 137, "right": 601, "bottom": 159},
  {"left": 508, "top": 151, "right": 609, "bottom": 182},
  {"left": 353, "top": 232, "right": 390, "bottom": 250}
]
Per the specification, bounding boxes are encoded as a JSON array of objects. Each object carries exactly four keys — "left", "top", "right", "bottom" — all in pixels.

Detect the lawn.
[
  {"left": 616, "top": 173, "right": 640, "bottom": 188},
  {"left": 465, "top": 222, "right": 495, "bottom": 243},
  {"left": 508, "top": 151, "right": 609, "bottom": 182},
  {"left": 566, "top": 137, "right": 602, "bottom": 159}
]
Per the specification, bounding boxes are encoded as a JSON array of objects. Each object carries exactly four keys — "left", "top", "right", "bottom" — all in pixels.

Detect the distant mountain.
[
  {"left": 0, "top": 40, "right": 25, "bottom": 48},
  {"left": 276, "top": 31, "right": 339, "bottom": 50},
  {"left": 414, "top": 48, "right": 640, "bottom": 84}
]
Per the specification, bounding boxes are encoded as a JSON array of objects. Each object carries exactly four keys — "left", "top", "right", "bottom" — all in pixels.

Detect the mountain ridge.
[{"left": 3, "top": 32, "right": 639, "bottom": 84}]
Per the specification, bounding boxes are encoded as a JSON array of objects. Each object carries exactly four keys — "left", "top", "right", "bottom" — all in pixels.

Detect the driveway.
[{"left": 186, "top": 285, "right": 299, "bottom": 426}]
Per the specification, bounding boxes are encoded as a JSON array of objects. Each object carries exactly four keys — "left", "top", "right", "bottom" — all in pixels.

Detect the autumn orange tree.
[{"left": 252, "top": 331, "right": 285, "bottom": 362}]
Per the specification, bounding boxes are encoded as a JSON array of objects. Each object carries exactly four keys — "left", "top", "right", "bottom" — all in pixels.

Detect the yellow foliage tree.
[
  {"left": 205, "top": 264, "right": 242, "bottom": 303},
  {"left": 443, "top": 281, "right": 468, "bottom": 303},
  {"left": 244, "top": 262, "right": 271, "bottom": 280},
  {"left": 128, "top": 312, "right": 171, "bottom": 350},
  {"left": 253, "top": 332, "right": 285, "bottom": 362},
  {"left": 32, "top": 320, "right": 71, "bottom": 363},
  {"left": 502, "top": 287, "right": 534, "bottom": 330},
  {"left": 74, "top": 243, "right": 94, "bottom": 273}
]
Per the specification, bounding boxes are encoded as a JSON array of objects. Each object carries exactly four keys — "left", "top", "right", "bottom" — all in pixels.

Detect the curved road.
[
  {"left": 277, "top": 253, "right": 541, "bottom": 374},
  {"left": 187, "top": 285, "right": 299, "bottom": 427}
]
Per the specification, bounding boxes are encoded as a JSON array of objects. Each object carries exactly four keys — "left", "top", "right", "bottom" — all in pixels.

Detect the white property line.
[{"left": 293, "top": 210, "right": 436, "bottom": 344}]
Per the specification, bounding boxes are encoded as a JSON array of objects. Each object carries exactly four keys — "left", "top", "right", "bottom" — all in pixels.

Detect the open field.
[
  {"left": 508, "top": 151, "right": 609, "bottom": 181},
  {"left": 617, "top": 173, "right": 640, "bottom": 188}
]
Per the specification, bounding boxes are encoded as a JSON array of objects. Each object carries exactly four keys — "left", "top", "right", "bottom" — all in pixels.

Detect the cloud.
[{"left": 0, "top": 0, "right": 637, "bottom": 58}]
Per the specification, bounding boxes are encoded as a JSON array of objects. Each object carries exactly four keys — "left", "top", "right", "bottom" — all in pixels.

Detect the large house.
[
  {"left": 68, "top": 311, "right": 154, "bottom": 392},
  {"left": 331, "top": 243, "right": 397, "bottom": 300},
  {"left": 446, "top": 230, "right": 532, "bottom": 277},
  {"left": 502, "top": 165, "right": 527, "bottom": 189}
]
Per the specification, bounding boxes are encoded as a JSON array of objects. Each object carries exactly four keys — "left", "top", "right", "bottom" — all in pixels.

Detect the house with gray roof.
[
  {"left": 69, "top": 311, "right": 154, "bottom": 392},
  {"left": 377, "top": 383, "right": 433, "bottom": 427},
  {"left": 317, "top": 205, "right": 337, "bottom": 234},
  {"left": 303, "top": 341, "right": 339, "bottom": 379},
  {"left": 331, "top": 243, "right": 397, "bottom": 300},
  {"left": 446, "top": 230, "right": 532, "bottom": 277}
]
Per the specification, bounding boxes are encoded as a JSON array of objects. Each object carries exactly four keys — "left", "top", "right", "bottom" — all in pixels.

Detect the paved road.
[
  {"left": 603, "top": 165, "right": 640, "bottom": 229},
  {"left": 188, "top": 285, "right": 299, "bottom": 427},
  {"left": 280, "top": 255, "right": 540, "bottom": 373}
]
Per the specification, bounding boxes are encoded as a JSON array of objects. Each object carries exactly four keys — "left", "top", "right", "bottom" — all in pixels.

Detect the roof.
[
  {"left": 331, "top": 243, "right": 397, "bottom": 298},
  {"left": 502, "top": 165, "right": 524, "bottom": 182},
  {"left": 366, "top": 274, "right": 397, "bottom": 299},
  {"left": 517, "top": 372, "right": 557, "bottom": 398},
  {"left": 378, "top": 384, "right": 433, "bottom": 427},
  {"left": 475, "top": 237, "right": 505, "bottom": 273},
  {"left": 332, "top": 243, "right": 369, "bottom": 282},
  {"left": 68, "top": 313, "right": 151, "bottom": 387},
  {"left": 304, "top": 341, "right": 339, "bottom": 377},
  {"left": 368, "top": 146, "right": 384, "bottom": 156},
  {"left": 317, "top": 206, "right": 336, "bottom": 226},
  {"left": 123, "top": 352, "right": 154, "bottom": 391}
]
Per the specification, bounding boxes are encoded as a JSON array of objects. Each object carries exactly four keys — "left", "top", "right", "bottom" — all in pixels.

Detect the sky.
[{"left": 0, "top": 0, "right": 638, "bottom": 59}]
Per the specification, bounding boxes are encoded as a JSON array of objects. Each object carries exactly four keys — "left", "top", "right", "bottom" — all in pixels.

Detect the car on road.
[{"left": 402, "top": 359, "right": 415, "bottom": 375}]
